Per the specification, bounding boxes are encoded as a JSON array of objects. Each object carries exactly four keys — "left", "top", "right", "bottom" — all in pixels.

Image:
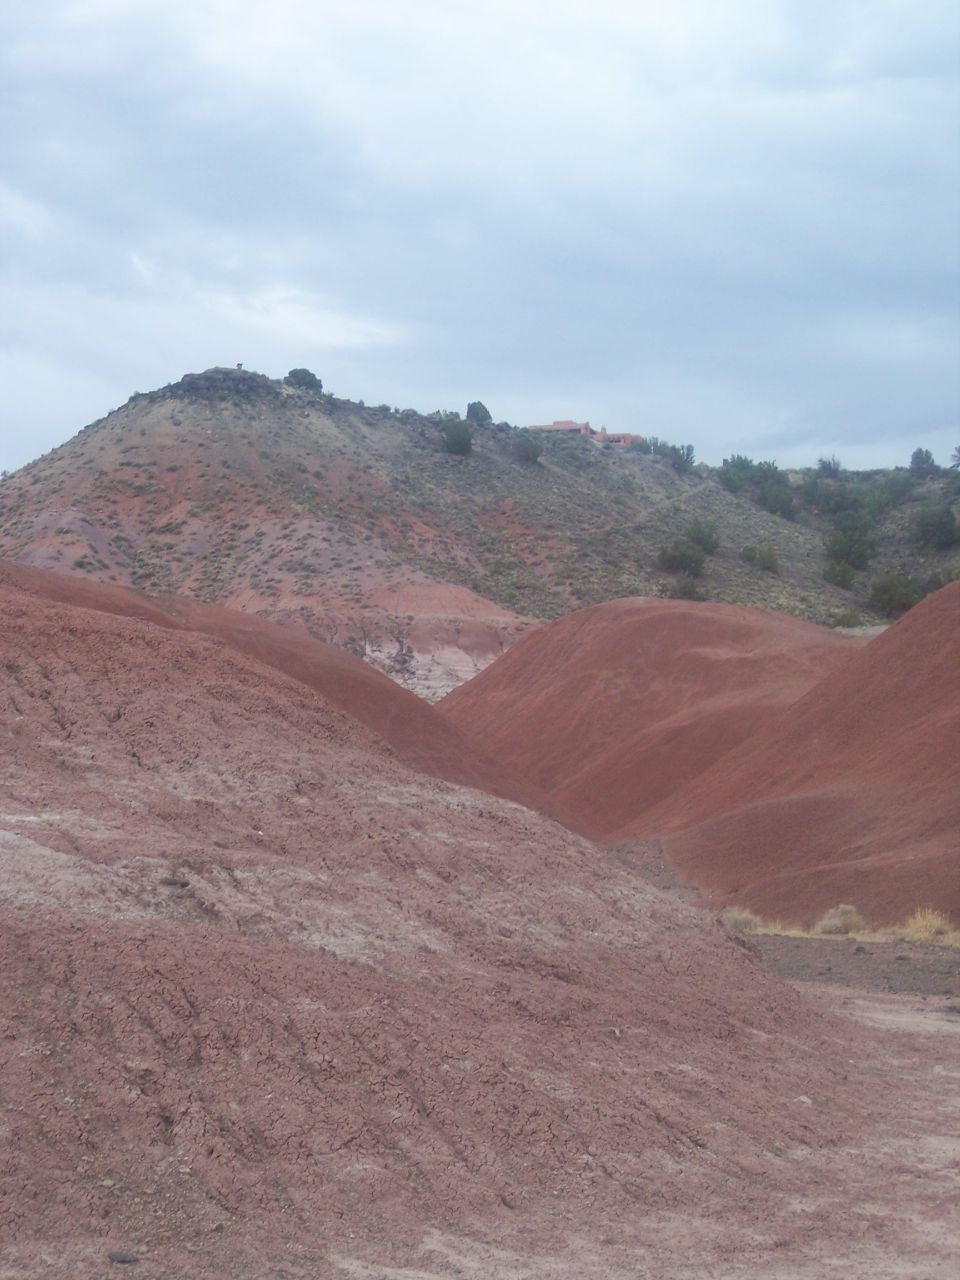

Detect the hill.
[
  {"left": 0, "top": 561, "right": 865, "bottom": 1276},
  {"left": 443, "top": 588, "right": 959, "bottom": 926},
  {"left": 440, "top": 598, "right": 861, "bottom": 840},
  {"left": 630, "top": 581, "right": 960, "bottom": 926},
  {"left": 0, "top": 559, "right": 536, "bottom": 805},
  {"left": 2, "top": 366, "right": 957, "bottom": 695}
]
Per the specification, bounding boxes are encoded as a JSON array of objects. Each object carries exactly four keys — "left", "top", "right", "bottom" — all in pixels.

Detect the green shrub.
[
  {"left": 719, "top": 454, "right": 755, "bottom": 493},
  {"left": 824, "top": 528, "right": 874, "bottom": 570},
  {"left": 465, "top": 401, "right": 492, "bottom": 425},
  {"left": 869, "top": 572, "right": 921, "bottom": 616},
  {"left": 831, "top": 609, "right": 864, "bottom": 627},
  {"left": 663, "top": 577, "right": 707, "bottom": 600},
  {"left": 741, "top": 543, "right": 779, "bottom": 574},
  {"left": 647, "top": 437, "right": 695, "bottom": 472},
  {"left": 823, "top": 561, "right": 855, "bottom": 589},
  {"left": 685, "top": 519, "right": 720, "bottom": 554},
  {"left": 284, "top": 368, "right": 322, "bottom": 391},
  {"left": 721, "top": 456, "right": 797, "bottom": 518},
  {"left": 877, "top": 472, "right": 914, "bottom": 505},
  {"left": 668, "top": 443, "right": 696, "bottom": 474},
  {"left": 442, "top": 420, "right": 474, "bottom": 455},
  {"left": 909, "top": 447, "right": 939, "bottom": 477},
  {"left": 513, "top": 432, "right": 543, "bottom": 463},
  {"left": 913, "top": 504, "right": 959, "bottom": 549},
  {"left": 658, "top": 540, "right": 706, "bottom": 576}
]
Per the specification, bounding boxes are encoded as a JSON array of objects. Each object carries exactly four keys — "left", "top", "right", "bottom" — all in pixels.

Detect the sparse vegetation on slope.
[{"left": 1, "top": 367, "right": 957, "bottom": 691}]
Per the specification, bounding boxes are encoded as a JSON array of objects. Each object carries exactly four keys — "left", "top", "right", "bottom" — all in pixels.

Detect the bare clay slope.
[
  {"left": 1, "top": 567, "right": 864, "bottom": 1278},
  {"left": 632, "top": 581, "right": 960, "bottom": 926},
  {"left": 441, "top": 597, "right": 860, "bottom": 840},
  {"left": 0, "top": 559, "right": 536, "bottom": 803}
]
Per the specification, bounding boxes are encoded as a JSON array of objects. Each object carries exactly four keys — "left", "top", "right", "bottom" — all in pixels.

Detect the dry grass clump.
[
  {"left": 720, "top": 906, "right": 762, "bottom": 934},
  {"left": 902, "top": 907, "right": 953, "bottom": 943},
  {"left": 716, "top": 905, "right": 960, "bottom": 948},
  {"left": 816, "top": 904, "right": 865, "bottom": 935}
]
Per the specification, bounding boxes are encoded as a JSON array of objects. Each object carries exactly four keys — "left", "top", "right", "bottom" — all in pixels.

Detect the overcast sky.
[{"left": 2, "top": 0, "right": 958, "bottom": 473}]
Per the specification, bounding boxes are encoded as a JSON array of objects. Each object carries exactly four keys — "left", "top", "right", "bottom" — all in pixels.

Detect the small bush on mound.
[
  {"left": 663, "top": 577, "right": 707, "bottom": 601},
  {"left": 869, "top": 571, "right": 921, "bottom": 617},
  {"left": 741, "top": 543, "right": 779, "bottom": 574},
  {"left": 831, "top": 609, "right": 864, "bottom": 627},
  {"left": 513, "top": 432, "right": 543, "bottom": 463},
  {"left": 913, "top": 504, "right": 959, "bottom": 549},
  {"left": 442, "top": 420, "right": 473, "bottom": 456},
  {"left": 903, "top": 908, "right": 952, "bottom": 943},
  {"left": 720, "top": 906, "right": 762, "bottom": 934},
  {"left": 824, "top": 560, "right": 856, "bottom": 589},
  {"left": 909, "top": 446, "right": 939, "bottom": 477},
  {"left": 685, "top": 519, "right": 720, "bottom": 554},
  {"left": 284, "top": 367, "right": 322, "bottom": 391},
  {"left": 817, "top": 904, "right": 865, "bottom": 935},
  {"left": 658, "top": 540, "right": 705, "bottom": 576}
]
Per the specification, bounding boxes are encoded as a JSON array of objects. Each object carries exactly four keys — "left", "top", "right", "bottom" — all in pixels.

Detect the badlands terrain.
[
  {"left": 442, "top": 586, "right": 960, "bottom": 925},
  {"left": 1, "top": 371, "right": 958, "bottom": 1278}
]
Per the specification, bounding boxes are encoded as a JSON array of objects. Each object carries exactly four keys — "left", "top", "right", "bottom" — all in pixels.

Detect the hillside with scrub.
[{"left": 1, "top": 365, "right": 957, "bottom": 693}]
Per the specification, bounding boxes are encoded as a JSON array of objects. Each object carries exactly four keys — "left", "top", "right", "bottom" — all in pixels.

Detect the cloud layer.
[{"left": 2, "top": 0, "right": 958, "bottom": 471}]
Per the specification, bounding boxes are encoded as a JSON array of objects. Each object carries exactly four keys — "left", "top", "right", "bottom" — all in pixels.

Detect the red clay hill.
[
  {"left": 632, "top": 581, "right": 960, "bottom": 926},
  {"left": 2, "top": 561, "right": 870, "bottom": 1278},
  {"left": 0, "top": 559, "right": 536, "bottom": 806},
  {"left": 441, "top": 590, "right": 959, "bottom": 927},
  {"left": 440, "top": 597, "right": 861, "bottom": 840}
]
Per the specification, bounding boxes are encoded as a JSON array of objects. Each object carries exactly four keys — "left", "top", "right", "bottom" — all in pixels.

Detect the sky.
[{"left": 1, "top": 0, "right": 959, "bottom": 473}]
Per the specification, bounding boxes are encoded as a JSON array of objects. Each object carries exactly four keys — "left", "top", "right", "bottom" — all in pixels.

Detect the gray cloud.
[{"left": 1, "top": 0, "right": 958, "bottom": 472}]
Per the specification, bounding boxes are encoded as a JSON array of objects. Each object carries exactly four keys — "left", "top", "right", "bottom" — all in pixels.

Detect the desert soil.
[
  {"left": 2, "top": 566, "right": 958, "bottom": 1279},
  {"left": 6, "top": 978, "right": 956, "bottom": 1280}
]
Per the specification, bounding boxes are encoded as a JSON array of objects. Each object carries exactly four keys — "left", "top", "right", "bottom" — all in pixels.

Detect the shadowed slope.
[{"left": 441, "top": 597, "right": 859, "bottom": 840}]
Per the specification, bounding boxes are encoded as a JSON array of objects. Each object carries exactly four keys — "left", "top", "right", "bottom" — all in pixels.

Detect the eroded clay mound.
[
  {"left": 631, "top": 582, "right": 960, "bottom": 926},
  {"left": 0, "top": 558, "right": 538, "bottom": 807},
  {"left": 1, "top": 572, "right": 858, "bottom": 1276},
  {"left": 441, "top": 597, "right": 858, "bottom": 840}
]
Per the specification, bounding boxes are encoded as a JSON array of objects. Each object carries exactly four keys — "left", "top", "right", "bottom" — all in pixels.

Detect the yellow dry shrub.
[
  {"left": 902, "top": 908, "right": 952, "bottom": 943},
  {"left": 817, "top": 904, "right": 865, "bottom": 935},
  {"left": 720, "top": 906, "right": 762, "bottom": 934}
]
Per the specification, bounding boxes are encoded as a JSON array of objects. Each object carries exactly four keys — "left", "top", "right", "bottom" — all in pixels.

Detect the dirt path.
[{"left": 756, "top": 932, "right": 960, "bottom": 997}]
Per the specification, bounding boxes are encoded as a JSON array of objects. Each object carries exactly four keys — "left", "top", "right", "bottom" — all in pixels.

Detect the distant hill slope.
[
  {"left": 1, "top": 366, "right": 957, "bottom": 693},
  {"left": 440, "top": 598, "right": 861, "bottom": 840}
]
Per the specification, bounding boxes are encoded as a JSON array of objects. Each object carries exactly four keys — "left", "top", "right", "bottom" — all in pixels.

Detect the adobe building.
[{"left": 525, "top": 420, "right": 643, "bottom": 449}]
